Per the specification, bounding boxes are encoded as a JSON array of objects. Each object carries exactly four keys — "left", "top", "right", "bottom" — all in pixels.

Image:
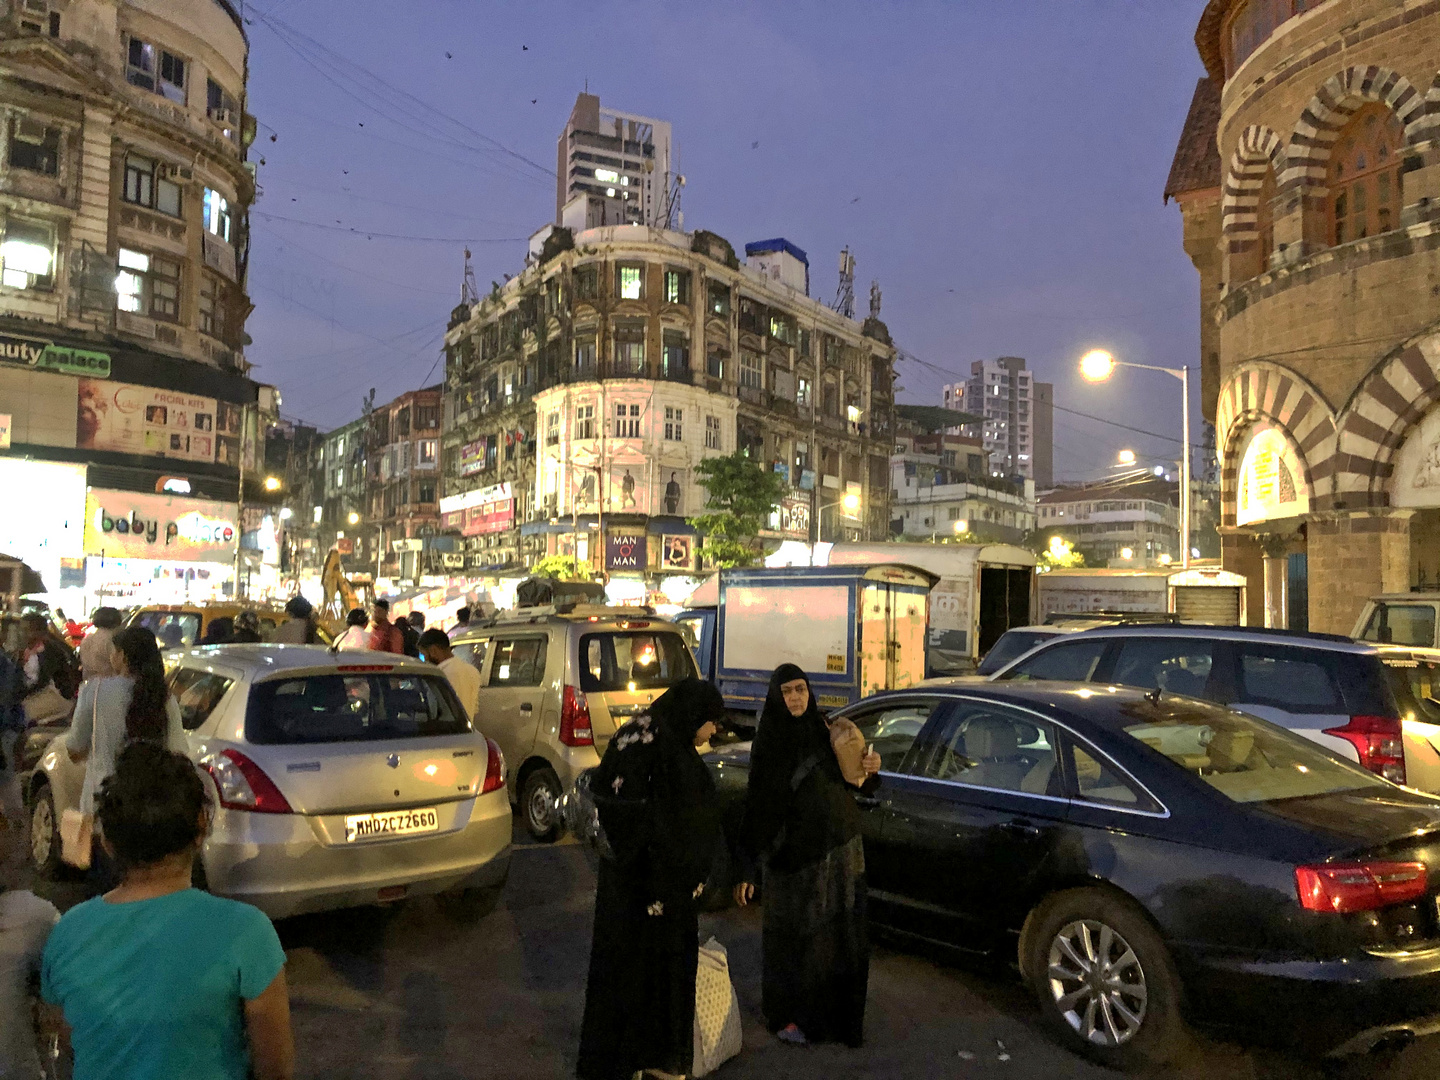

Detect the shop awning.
[{"left": 0, "top": 554, "right": 46, "bottom": 595}]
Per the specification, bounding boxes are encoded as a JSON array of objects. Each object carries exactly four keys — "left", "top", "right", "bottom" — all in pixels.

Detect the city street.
[{"left": 15, "top": 815, "right": 1440, "bottom": 1080}]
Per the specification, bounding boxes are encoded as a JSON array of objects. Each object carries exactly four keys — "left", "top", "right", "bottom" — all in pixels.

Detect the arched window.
[
  {"left": 1255, "top": 166, "right": 1275, "bottom": 273},
  {"left": 1330, "top": 103, "right": 1405, "bottom": 246}
]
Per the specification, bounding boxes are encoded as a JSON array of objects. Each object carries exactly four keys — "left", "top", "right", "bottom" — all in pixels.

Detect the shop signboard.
[
  {"left": 458, "top": 440, "right": 486, "bottom": 477},
  {"left": 0, "top": 413, "right": 9, "bottom": 450},
  {"left": 77, "top": 379, "right": 219, "bottom": 462},
  {"left": 607, "top": 532, "right": 647, "bottom": 571},
  {"left": 391, "top": 539, "right": 423, "bottom": 553},
  {"left": 661, "top": 534, "right": 693, "bottom": 570},
  {"left": 0, "top": 332, "right": 111, "bottom": 378},
  {"left": 441, "top": 482, "right": 514, "bottom": 536},
  {"left": 767, "top": 496, "right": 811, "bottom": 539},
  {"left": 336, "top": 538, "right": 355, "bottom": 555},
  {"left": 83, "top": 489, "right": 238, "bottom": 564}
]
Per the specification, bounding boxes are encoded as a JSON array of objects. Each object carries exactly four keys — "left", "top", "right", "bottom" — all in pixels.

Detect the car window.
[
  {"left": 489, "top": 637, "right": 547, "bottom": 687},
  {"left": 1111, "top": 638, "right": 1215, "bottom": 699},
  {"left": 976, "top": 630, "right": 1056, "bottom": 677},
  {"left": 911, "top": 704, "right": 1061, "bottom": 796},
  {"left": 246, "top": 673, "right": 469, "bottom": 744},
  {"left": 1383, "top": 657, "right": 1440, "bottom": 724},
  {"left": 579, "top": 631, "right": 695, "bottom": 692},
  {"left": 1122, "top": 701, "right": 1387, "bottom": 803},
  {"left": 997, "top": 639, "right": 1107, "bottom": 683},
  {"left": 1069, "top": 744, "right": 1145, "bottom": 808},
  {"left": 846, "top": 699, "right": 939, "bottom": 772},
  {"left": 452, "top": 639, "right": 490, "bottom": 676},
  {"left": 1359, "top": 604, "right": 1437, "bottom": 647},
  {"left": 169, "top": 668, "right": 235, "bottom": 731},
  {"left": 134, "top": 611, "right": 200, "bottom": 648},
  {"left": 1236, "top": 644, "right": 1343, "bottom": 712}
]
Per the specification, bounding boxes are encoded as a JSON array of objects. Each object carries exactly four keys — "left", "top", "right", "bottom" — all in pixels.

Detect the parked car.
[
  {"left": 450, "top": 604, "right": 700, "bottom": 841},
  {"left": 24, "top": 645, "right": 510, "bottom": 920},
  {"left": 706, "top": 684, "right": 1440, "bottom": 1067},
  {"left": 981, "top": 625, "right": 1440, "bottom": 791},
  {"left": 1353, "top": 594, "right": 1440, "bottom": 648},
  {"left": 973, "top": 614, "right": 1188, "bottom": 678},
  {"left": 124, "top": 602, "right": 321, "bottom": 648}
]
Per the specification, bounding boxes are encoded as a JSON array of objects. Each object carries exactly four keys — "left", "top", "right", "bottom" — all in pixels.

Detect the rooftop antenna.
[
  {"left": 833, "top": 247, "right": 856, "bottom": 319},
  {"left": 869, "top": 279, "right": 882, "bottom": 320},
  {"left": 662, "top": 174, "right": 685, "bottom": 230},
  {"left": 461, "top": 248, "right": 479, "bottom": 306}
]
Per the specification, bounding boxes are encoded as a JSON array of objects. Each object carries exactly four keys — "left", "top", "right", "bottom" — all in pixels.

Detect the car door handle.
[
  {"left": 999, "top": 818, "right": 1040, "bottom": 838},
  {"left": 519, "top": 703, "right": 533, "bottom": 713}
]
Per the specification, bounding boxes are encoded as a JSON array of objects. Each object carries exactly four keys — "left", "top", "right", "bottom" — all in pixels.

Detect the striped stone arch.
[
  {"left": 1221, "top": 125, "right": 1285, "bottom": 254},
  {"left": 1329, "top": 323, "right": 1440, "bottom": 509},
  {"left": 1215, "top": 362, "right": 1336, "bottom": 528},
  {"left": 1285, "top": 65, "right": 1426, "bottom": 193},
  {"left": 1412, "top": 70, "right": 1440, "bottom": 144}
]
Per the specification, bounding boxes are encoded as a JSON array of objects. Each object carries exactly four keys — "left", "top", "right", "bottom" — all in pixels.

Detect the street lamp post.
[
  {"left": 815, "top": 491, "right": 862, "bottom": 555},
  {"left": 1080, "top": 349, "right": 1192, "bottom": 569}
]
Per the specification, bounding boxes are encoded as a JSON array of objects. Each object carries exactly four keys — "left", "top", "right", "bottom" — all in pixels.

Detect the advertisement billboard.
[
  {"left": 440, "top": 481, "right": 514, "bottom": 536},
  {"left": 77, "top": 379, "right": 218, "bottom": 462},
  {"left": 607, "top": 532, "right": 647, "bottom": 571},
  {"left": 83, "top": 489, "right": 239, "bottom": 563}
]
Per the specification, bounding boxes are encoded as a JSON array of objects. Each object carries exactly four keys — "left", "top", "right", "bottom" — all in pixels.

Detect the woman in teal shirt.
[{"left": 41, "top": 743, "right": 294, "bottom": 1080}]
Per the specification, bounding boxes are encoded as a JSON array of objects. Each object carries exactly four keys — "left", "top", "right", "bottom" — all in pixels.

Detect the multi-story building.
[
  {"left": 0, "top": 0, "right": 266, "bottom": 610},
  {"left": 890, "top": 431, "right": 1034, "bottom": 544},
  {"left": 316, "top": 415, "right": 367, "bottom": 572},
  {"left": 941, "top": 357, "right": 1053, "bottom": 484},
  {"left": 1037, "top": 478, "right": 1180, "bottom": 567},
  {"left": 365, "top": 386, "right": 443, "bottom": 584},
  {"left": 556, "top": 93, "right": 674, "bottom": 231},
  {"left": 442, "top": 224, "right": 896, "bottom": 585},
  {"left": 1166, "top": 0, "right": 1440, "bottom": 632}
]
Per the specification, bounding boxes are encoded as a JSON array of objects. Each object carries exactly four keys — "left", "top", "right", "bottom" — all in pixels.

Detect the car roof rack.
[
  {"left": 1044, "top": 611, "right": 1182, "bottom": 626},
  {"left": 475, "top": 602, "right": 657, "bottom": 628}
]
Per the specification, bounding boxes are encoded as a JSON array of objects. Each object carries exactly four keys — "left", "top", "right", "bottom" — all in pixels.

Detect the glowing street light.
[
  {"left": 279, "top": 507, "right": 293, "bottom": 521},
  {"left": 1117, "top": 449, "right": 1136, "bottom": 467},
  {"left": 263, "top": 476, "right": 281, "bottom": 492},
  {"left": 1120, "top": 547, "right": 1135, "bottom": 561},
  {"left": 347, "top": 511, "right": 361, "bottom": 526},
  {"left": 953, "top": 519, "right": 969, "bottom": 534},
  {"left": 1079, "top": 348, "right": 1193, "bottom": 568},
  {"left": 841, "top": 491, "right": 861, "bottom": 513}
]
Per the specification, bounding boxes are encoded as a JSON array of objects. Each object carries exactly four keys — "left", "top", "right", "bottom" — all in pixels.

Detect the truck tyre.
[{"left": 521, "top": 766, "right": 563, "bottom": 843}]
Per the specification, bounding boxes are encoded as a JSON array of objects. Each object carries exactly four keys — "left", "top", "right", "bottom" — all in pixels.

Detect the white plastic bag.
[{"left": 693, "top": 936, "right": 742, "bottom": 1077}]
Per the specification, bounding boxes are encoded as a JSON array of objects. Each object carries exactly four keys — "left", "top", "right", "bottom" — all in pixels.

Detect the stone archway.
[
  {"left": 1285, "top": 65, "right": 1426, "bottom": 198},
  {"left": 1221, "top": 124, "right": 1285, "bottom": 262}
]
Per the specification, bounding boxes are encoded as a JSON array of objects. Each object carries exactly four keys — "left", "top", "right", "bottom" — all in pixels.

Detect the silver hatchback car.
[{"left": 26, "top": 645, "right": 511, "bottom": 920}]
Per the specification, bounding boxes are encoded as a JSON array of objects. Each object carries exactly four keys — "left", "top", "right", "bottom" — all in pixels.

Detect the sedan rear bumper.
[
  {"left": 1179, "top": 943, "right": 1440, "bottom": 1052},
  {"left": 202, "top": 788, "right": 513, "bottom": 920}
]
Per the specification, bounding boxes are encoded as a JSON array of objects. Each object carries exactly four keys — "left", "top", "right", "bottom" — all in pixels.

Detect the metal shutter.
[{"left": 1172, "top": 586, "right": 1241, "bottom": 626}]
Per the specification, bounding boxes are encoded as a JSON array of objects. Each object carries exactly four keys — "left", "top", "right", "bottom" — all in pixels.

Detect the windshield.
[
  {"left": 579, "top": 631, "right": 696, "bottom": 693},
  {"left": 134, "top": 611, "right": 201, "bottom": 648},
  {"left": 246, "top": 672, "right": 470, "bottom": 744},
  {"left": 1358, "top": 603, "right": 1437, "bottom": 647},
  {"left": 1121, "top": 702, "right": 1388, "bottom": 803},
  {"left": 977, "top": 630, "right": 1055, "bottom": 676}
]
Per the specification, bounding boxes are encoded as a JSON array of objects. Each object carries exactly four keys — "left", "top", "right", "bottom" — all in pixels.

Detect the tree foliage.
[
  {"left": 689, "top": 452, "right": 788, "bottom": 568},
  {"left": 530, "top": 554, "right": 592, "bottom": 581}
]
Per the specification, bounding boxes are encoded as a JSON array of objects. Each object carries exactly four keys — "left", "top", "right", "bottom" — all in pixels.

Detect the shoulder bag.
[{"left": 59, "top": 689, "right": 96, "bottom": 870}]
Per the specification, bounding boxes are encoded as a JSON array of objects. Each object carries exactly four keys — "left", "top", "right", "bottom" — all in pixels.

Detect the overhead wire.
[{"left": 252, "top": 210, "right": 527, "bottom": 244}]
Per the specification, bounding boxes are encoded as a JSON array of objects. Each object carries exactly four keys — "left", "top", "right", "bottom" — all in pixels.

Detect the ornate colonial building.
[
  {"left": 1168, "top": 0, "right": 1440, "bottom": 633},
  {"left": 0, "top": 0, "right": 267, "bottom": 609},
  {"left": 442, "top": 225, "right": 896, "bottom": 582}
]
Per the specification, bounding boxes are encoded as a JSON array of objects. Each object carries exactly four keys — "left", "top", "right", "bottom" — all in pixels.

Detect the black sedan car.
[{"left": 705, "top": 683, "right": 1440, "bottom": 1069}]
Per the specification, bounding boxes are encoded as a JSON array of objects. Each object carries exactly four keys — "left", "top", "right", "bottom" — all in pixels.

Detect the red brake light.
[
  {"left": 200, "top": 749, "right": 293, "bottom": 814},
  {"left": 1323, "top": 715, "right": 1406, "bottom": 784},
  {"left": 560, "top": 685, "right": 593, "bottom": 747},
  {"left": 481, "top": 737, "right": 505, "bottom": 794},
  {"left": 1296, "top": 861, "right": 1427, "bottom": 913}
]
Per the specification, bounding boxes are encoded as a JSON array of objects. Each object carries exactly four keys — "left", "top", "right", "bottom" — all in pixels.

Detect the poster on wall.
[
  {"left": 441, "top": 482, "right": 514, "bottom": 536},
  {"left": 661, "top": 534, "right": 693, "bottom": 570},
  {"left": 1236, "top": 427, "right": 1308, "bottom": 526},
  {"left": 77, "top": 380, "right": 218, "bottom": 462},
  {"left": 83, "top": 489, "right": 239, "bottom": 563},
  {"left": 657, "top": 468, "right": 687, "bottom": 516},
  {"left": 608, "top": 463, "right": 649, "bottom": 513},
  {"left": 607, "top": 533, "right": 647, "bottom": 571}
]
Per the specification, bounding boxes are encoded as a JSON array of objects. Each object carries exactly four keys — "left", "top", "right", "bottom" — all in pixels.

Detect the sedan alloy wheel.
[{"left": 1047, "top": 918, "right": 1148, "bottom": 1047}]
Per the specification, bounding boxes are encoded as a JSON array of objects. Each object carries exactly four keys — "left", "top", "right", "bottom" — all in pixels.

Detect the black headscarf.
[
  {"left": 649, "top": 677, "right": 725, "bottom": 741},
  {"left": 741, "top": 663, "right": 865, "bottom": 876}
]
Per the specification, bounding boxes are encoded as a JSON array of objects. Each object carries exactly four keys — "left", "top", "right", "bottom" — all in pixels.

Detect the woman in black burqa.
[
  {"left": 577, "top": 677, "right": 725, "bottom": 1080},
  {"left": 734, "top": 663, "right": 880, "bottom": 1047}
]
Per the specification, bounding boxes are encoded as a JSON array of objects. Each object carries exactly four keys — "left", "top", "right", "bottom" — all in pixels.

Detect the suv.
[
  {"left": 450, "top": 605, "right": 700, "bottom": 841},
  {"left": 973, "top": 614, "right": 1185, "bottom": 677},
  {"left": 982, "top": 625, "right": 1440, "bottom": 790}
]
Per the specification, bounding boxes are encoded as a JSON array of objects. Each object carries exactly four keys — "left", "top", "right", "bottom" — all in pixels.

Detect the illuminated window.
[
  {"left": 115, "top": 247, "right": 179, "bottom": 320},
  {"left": 617, "top": 265, "right": 643, "bottom": 300},
  {"left": 708, "top": 282, "right": 730, "bottom": 318},
  {"left": 798, "top": 376, "right": 812, "bottom": 408},
  {"left": 418, "top": 439, "right": 438, "bottom": 466},
  {"left": 126, "top": 37, "right": 186, "bottom": 104},
  {"left": 594, "top": 168, "right": 619, "bottom": 183},
  {"left": 204, "top": 188, "right": 232, "bottom": 243},
  {"left": 0, "top": 217, "right": 55, "bottom": 290},
  {"left": 1330, "top": 103, "right": 1405, "bottom": 245}
]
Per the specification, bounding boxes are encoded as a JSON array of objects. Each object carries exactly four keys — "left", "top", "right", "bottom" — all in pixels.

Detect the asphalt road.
[{"left": 11, "top": 813, "right": 1440, "bottom": 1080}]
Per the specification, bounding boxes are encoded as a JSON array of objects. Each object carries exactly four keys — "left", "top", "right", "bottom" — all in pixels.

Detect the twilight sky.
[{"left": 241, "top": 0, "right": 1210, "bottom": 481}]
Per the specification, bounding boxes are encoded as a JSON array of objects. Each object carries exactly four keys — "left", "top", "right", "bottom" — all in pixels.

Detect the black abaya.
[
  {"left": 577, "top": 680, "right": 723, "bottom": 1080},
  {"left": 740, "top": 664, "right": 877, "bottom": 1047}
]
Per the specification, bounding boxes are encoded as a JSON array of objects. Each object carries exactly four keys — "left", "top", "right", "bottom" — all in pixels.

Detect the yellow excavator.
[{"left": 318, "top": 548, "right": 373, "bottom": 635}]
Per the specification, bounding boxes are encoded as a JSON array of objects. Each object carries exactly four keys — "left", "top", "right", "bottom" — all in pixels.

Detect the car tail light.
[
  {"left": 560, "top": 685, "right": 593, "bottom": 747},
  {"left": 1296, "top": 861, "right": 1427, "bottom": 913},
  {"left": 200, "top": 749, "right": 293, "bottom": 814},
  {"left": 1323, "top": 715, "right": 1406, "bottom": 784},
  {"left": 481, "top": 737, "right": 505, "bottom": 794}
]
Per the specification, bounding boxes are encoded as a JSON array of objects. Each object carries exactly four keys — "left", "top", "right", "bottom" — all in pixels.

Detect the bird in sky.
[
  {"left": 531, "top": 98, "right": 537, "bottom": 104},
  {"left": 445, "top": 51, "right": 453, "bottom": 59},
  {"left": 751, "top": 141, "right": 759, "bottom": 149},
  {"left": 522, "top": 44, "right": 529, "bottom": 50}
]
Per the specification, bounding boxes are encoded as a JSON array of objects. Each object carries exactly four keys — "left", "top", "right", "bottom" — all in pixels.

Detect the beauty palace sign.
[{"left": 83, "top": 490, "right": 239, "bottom": 564}]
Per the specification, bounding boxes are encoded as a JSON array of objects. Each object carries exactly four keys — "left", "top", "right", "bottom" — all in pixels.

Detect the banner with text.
[{"left": 83, "top": 489, "right": 239, "bottom": 563}]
